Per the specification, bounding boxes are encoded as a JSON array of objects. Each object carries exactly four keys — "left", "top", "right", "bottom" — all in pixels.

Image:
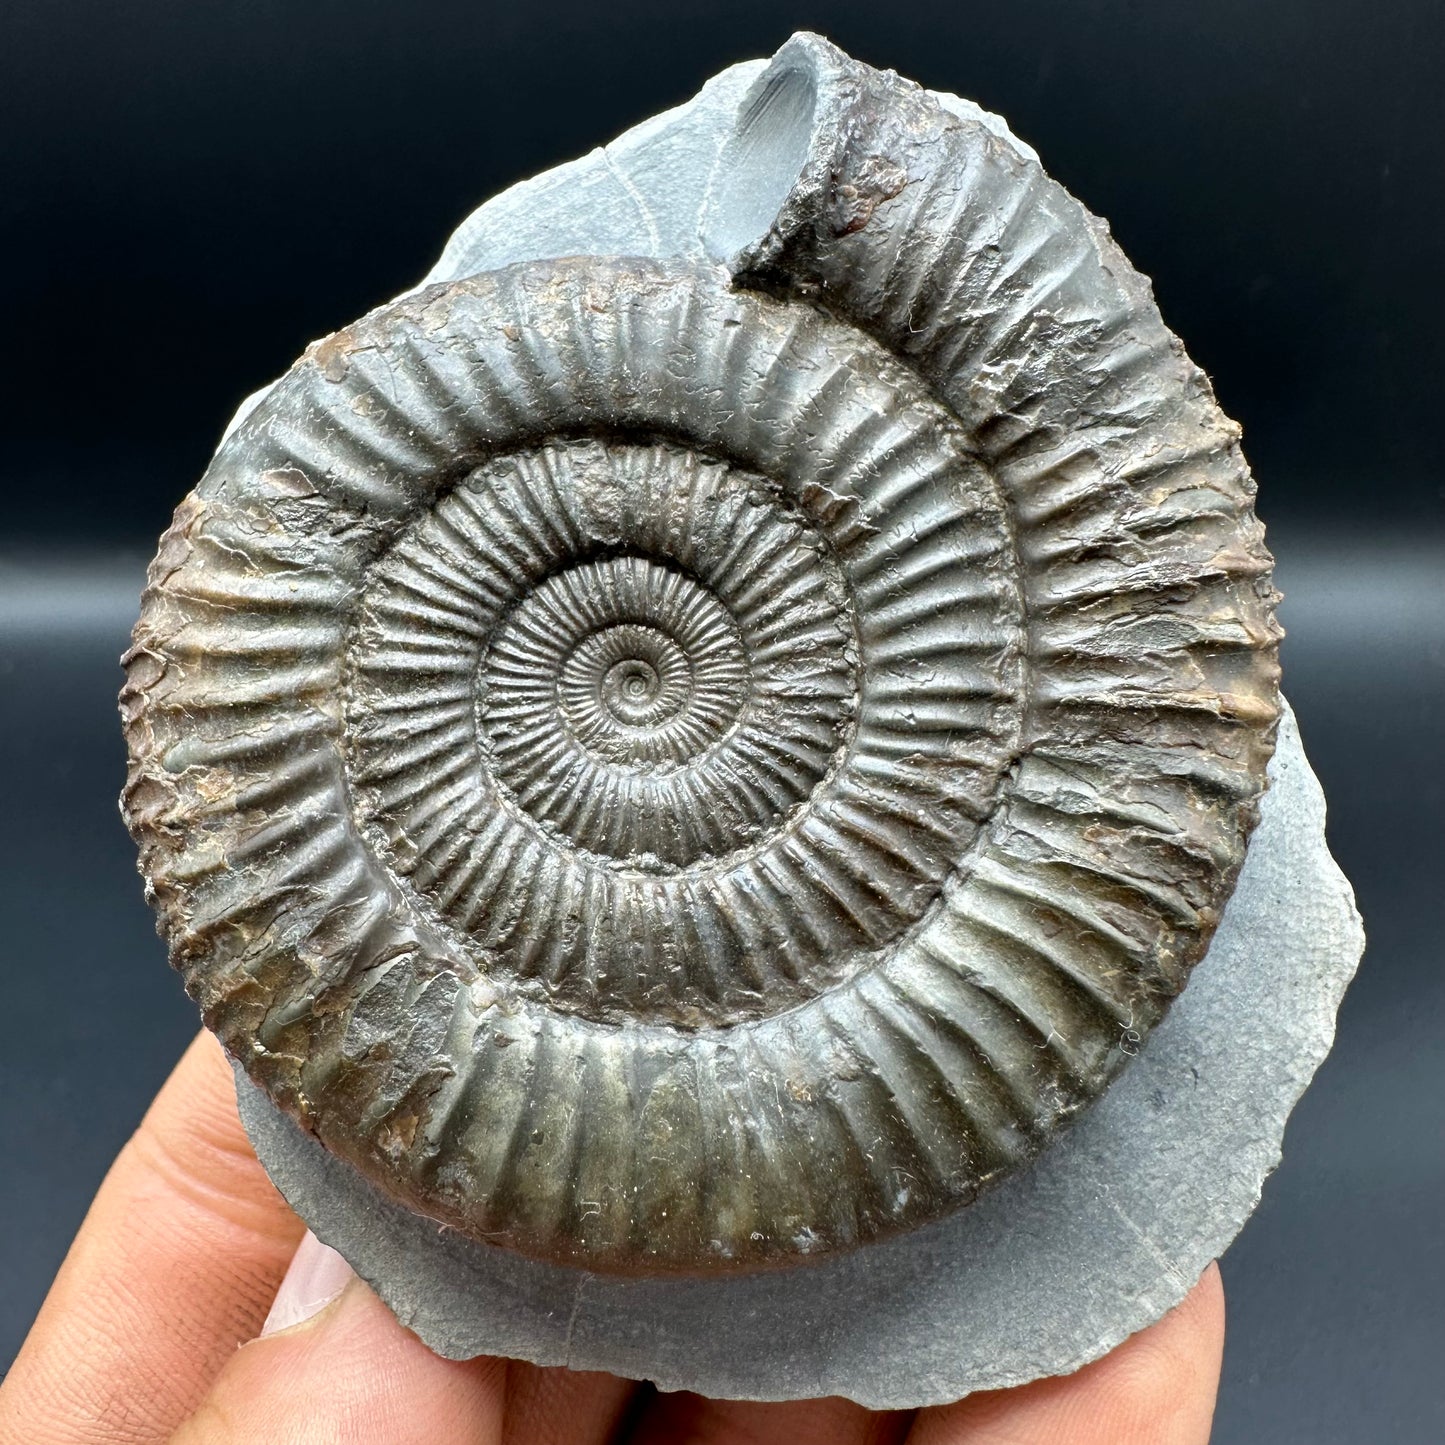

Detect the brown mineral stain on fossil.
[{"left": 121, "top": 33, "right": 1279, "bottom": 1276}]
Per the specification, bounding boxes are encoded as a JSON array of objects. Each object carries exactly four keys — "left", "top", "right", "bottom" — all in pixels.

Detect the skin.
[{"left": 0, "top": 1034, "right": 1225, "bottom": 1444}]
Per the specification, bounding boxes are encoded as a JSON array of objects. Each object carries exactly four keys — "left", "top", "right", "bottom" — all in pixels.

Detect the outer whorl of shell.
[{"left": 121, "top": 34, "right": 1281, "bottom": 1274}]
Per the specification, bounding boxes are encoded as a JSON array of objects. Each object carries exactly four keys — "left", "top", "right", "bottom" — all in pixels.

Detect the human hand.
[{"left": 0, "top": 1033, "right": 1224, "bottom": 1444}]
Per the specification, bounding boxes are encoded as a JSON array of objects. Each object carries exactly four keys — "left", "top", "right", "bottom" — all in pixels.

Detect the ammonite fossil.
[{"left": 121, "top": 33, "right": 1281, "bottom": 1274}]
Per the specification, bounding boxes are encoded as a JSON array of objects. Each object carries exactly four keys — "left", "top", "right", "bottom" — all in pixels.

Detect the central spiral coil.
[
  {"left": 345, "top": 408, "right": 1015, "bottom": 1026},
  {"left": 484, "top": 554, "right": 764, "bottom": 854}
]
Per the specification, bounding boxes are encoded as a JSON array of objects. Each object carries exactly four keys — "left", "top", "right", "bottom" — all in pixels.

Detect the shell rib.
[{"left": 121, "top": 34, "right": 1280, "bottom": 1274}]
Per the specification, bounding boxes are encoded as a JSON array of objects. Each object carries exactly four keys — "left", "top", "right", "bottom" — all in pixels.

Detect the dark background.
[{"left": 1, "top": 2, "right": 1440, "bottom": 1440}]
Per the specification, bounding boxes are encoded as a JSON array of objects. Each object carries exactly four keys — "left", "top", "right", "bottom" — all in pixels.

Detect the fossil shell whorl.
[{"left": 121, "top": 37, "right": 1280, "bottom": 1275}]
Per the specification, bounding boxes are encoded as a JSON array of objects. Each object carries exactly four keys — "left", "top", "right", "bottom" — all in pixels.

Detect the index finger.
[{"left": 0, "top": 1032, "right": 305, "bottom": 1444}]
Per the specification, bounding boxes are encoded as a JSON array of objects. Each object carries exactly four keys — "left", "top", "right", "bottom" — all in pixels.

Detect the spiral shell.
[{"left": 121, "top": 34, "right": 1281, "bottom": 1273}]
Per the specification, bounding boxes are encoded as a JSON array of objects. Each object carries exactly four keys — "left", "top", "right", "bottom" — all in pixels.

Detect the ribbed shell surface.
[{"left": 121, "top": 35, "right": 1280, "bottom": 1273}]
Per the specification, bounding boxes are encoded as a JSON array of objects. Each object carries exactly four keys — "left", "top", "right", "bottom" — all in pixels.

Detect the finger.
[
  {"left": 906, "top": 1262, "right": 1225, "bottom": 1445},
  {"left": 500, "top": 1360, "right": 639, "bottom": 1445},
  {"left": 172, "top": 1258, "right": 509, "bottom": 1445},
  {"left": 627, "top": 1391, "right": 913, "bottom": 1445},
  {"left": 174, "top": 1234, "right": 635, "bottom": 1445},
  {"left": 0, "top": 1033, "right": 305, "bottom": 1445}
]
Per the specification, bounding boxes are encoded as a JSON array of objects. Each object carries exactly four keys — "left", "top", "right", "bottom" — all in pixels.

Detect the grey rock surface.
[{"left": 240, "top": 702, "right": 1363, "bottom": 1405}]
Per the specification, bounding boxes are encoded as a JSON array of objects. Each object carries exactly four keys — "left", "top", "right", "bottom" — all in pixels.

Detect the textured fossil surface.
[{"left": 123, "top": 33, "right": 1281, "bottom": 1274}]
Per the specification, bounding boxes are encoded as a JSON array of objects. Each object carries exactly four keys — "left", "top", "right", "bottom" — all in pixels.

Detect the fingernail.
[{"left": 260, "top": 1230, "right": 355, "bottom": 1337}]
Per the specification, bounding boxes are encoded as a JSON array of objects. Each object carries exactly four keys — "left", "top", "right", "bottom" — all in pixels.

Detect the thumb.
[{"left": 172, "top": 1232, "right": 507, "bottom": 1445}]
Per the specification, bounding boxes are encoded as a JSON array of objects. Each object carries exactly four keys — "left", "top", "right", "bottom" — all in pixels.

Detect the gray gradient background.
[{"left": 1, "top": 3, "right": 1440, "bottom": 1440}]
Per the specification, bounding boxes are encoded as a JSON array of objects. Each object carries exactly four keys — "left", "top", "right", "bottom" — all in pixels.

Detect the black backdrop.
[
  {"left": 4, "top": 0, "right": 1442, "bottom": 543},
  {"left": 1, "top": 3, "right": 1441, "bottom": 1441}
]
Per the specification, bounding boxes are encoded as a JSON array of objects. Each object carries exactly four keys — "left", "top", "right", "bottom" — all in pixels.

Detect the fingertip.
[
  {"left": 178, "top": 1266, "right": 509, "bottom": 1445},
  {"left": 1192, "top": 1260, "right": 1226, "bottom": 1336},
  {"left": 260, "top": 1231, "right": 354, "bottom": 1337},
  {"left": 908, "top": 1263, "right": 1226, "bottom": 1445},
  {"left": 1078, "top": 1266, "right": 1225, "bottom": 1441}
]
